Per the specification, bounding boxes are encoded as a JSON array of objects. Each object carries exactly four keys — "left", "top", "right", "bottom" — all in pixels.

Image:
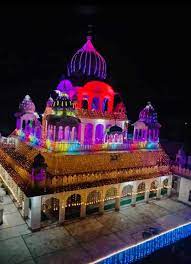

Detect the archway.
[
  {"left": 120, "top": 185, "right": 133, "bottom": 206},
  {"left": 149, "top": 181, "right": 158, "bottom": 198},
  {"left": 95, "top": 124, "right": 104, "bottom": 144},
  {"left": 82, "top": 99, "right": 88, "bottom": 110},
  {"left": 22, "top": 120, "right": 26, "bottom": 130},
  {"left": 84, "top": 123, "right": 93, "bottom": 145},
  {"left": 136, "top": 182, "right": 146, "bottom": 202},
  {"left": 86, "top": 190, "right": 101, "bottom": 215},
  {"left": 92, "top": 97, "right": 100, "bottom": 111},
  {"left": 161, "top": 179, "right": 168, "bottom": 196},
  {"left": 102, "top": 98, "right": 109, "bottom": 112},
  {"left": 41, "top": 197, "right": 59, "bottom": 223},
  {"left": 104, "top": 187, "right": 117, "bottom": 211},
  {"left": 65, "top": 194, "right": 81, "bottom": 220}
]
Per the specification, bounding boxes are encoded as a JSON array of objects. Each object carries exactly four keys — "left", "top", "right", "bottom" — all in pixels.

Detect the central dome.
[{"left": 68, "top": 36, "right": 107, "bottom": 80}]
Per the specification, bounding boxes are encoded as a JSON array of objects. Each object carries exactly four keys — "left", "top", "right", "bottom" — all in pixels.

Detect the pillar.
[
  {"left": 22, "top": 196, "right": 29, "bottom": 219},
  {"left": 0, "top": 204, "right": 3, "bottom": 225},
  {"left": 88, "top": 96, "right": 93, "bottom": 111},
  {"left": 80, "top": 203, "right": 86, "bottom": 218},
  {"left": 145, "top": 190, "right": 150, "bottom": 202},
  {"left": 59, "top": 201, "right": 65, "bottom": 224},
  {"left": 131, "top": 192, "right": 136, "bottom": 207},
  {"left": 29, "top": 196, "right": 41, "bottom": 231},
  {"left": 92, "top": 125, "right": 96, "bottom": 144},
  {"left": 167, "top": 176, "right": 173, "bottom": 196},
  {"left": 80, "top": 124, "right": 85, "bottom": 144},
  {"left": 156, "top": 187, "right": 161, "bottom": 200},
  {"left": 115, "top": 197, "right": 120, "bottom": 211},
  {"left": 99, "top": 200, "right": 104, "bottom": 214}
]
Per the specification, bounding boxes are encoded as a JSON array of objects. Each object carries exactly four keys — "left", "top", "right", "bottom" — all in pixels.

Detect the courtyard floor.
[{"left": 1, "top": 195, "right": 191, "bottom": 264}]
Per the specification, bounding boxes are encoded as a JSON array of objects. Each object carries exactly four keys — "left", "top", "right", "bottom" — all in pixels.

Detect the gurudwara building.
[{"left": 0, "top": 32, "right": 172, "bottom": 231}]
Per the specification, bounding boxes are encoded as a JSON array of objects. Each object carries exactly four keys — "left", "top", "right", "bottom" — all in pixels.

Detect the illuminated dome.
[
  {"left": 68, "top": 36, "right": 107, "bottom": 80},
  {"left": 47, "top": 93, "right": 80, "bottom": 128},
  {"left": 19, "top": 95, "right": 35, "bottom": 113},
  {"left": 56, "top": 79, "right": 76, "bottom": 99},
  {"left": 57, "top": 79, "right": 73, "bottom": 93},
  {"left": 139, "top": 102, "right": 158, "bottom": 126},
  {"left": 46, "top": 96, "right": 54, "bottom": 107}
]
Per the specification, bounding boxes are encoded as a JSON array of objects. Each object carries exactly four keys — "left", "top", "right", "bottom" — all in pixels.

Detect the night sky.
[{"left": 0, "top": 3, "right": 190, "bottom": 140}]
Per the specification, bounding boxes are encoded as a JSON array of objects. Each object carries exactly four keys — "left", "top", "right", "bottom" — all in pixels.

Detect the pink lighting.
[{"left": 68, "top": 36, "right": 107, "bottom": 79}]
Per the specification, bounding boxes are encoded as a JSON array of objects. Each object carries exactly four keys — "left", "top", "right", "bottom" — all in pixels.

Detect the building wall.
[
  {"left": 178, "top": 177, "right": 191, "bottom": 205},
  {"left": 44, "top": 149, "right": 168, "bottom": 175}
]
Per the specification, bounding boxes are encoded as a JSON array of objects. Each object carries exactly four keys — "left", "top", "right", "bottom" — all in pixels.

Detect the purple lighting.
[{"left": 68, "top": 36, "right": 107, "bottom": 79}]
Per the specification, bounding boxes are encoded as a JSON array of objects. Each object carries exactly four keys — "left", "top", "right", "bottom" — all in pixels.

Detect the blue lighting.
[{"left": 95, "top": 222, "right": 191, "bottom": 264}]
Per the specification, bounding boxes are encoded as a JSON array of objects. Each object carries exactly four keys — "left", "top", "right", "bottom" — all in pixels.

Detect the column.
[
  {"left": 167, "top": 176, "right": 173, "bottom": 196},
  {"left": 0, "top": 204, "right": 3, "bottom": 225},
  {"left": 99, "top": 200, "right": 104, "bottom": 214},
  {"left": 80, "top": 203, "right": 86, "bottom": 218},
  {"left": 115, "top": 197, "right": 120, "bottom": 211},
  {"left": 92, "top": 125, "right": 96, "bottom": 144},
  {"left": 156, "top": 187, "right": 161, "bottom": 200},
  {"left": 131, "top": 192, "right": 136, "bottom": 207},
  {"left": 80, "top": 124, "right": 85, "bottom": 144},
  {"left": 145, "top": 190, "right": 150, "bottom": 202},
  {"left": 59, "top": 201, "right": 65, "bottom": 224},
  {"left": 88, "top": 96, "right": 93, "bottom": 111},
  {"left": 29, "top": 196, "right": 41, "bottom": 231},
  {"left": 22, "top": 195, "right": 29, "bottom": 219}
]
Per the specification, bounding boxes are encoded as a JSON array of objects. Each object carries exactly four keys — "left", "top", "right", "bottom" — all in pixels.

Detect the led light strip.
[{"left": 91, "top": 221, "right": 191, "bottom": 264}]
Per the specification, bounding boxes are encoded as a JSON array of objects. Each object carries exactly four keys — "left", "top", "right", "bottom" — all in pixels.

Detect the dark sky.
[{"left": 0, "top": 3, "right": 190, "bottom": 140}]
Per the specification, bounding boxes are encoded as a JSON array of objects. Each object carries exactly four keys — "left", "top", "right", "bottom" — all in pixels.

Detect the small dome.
[
  {"left": 139, "top": 102, "right": 158, "bottom": 125},
  {"left": 57, "top": 79, "right": 73, "bottom": 93},
  {"left": 68, "top": 36, "right": 107, "bottom": 80},
  {"left": 56, "top": 79, "right": 76, "bottom": 99},
  {"left": 19, "top": 95, "right": 35, "bottom": 113},
  {"left": 107, "top": 125, "right": 123, "bottom": 135},
  {"left": 114, "top": 102, "right": 126, "bottom": 113},
  {"left": 46, "top": 96, "right": 54, "bottom": 107}
]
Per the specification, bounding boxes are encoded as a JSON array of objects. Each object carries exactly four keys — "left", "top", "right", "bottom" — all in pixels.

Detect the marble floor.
[{"left": 0, "top": 195, "right": 191, "bottom": 264}]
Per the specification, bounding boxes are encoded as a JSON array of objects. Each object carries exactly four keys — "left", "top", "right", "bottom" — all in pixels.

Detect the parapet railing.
[
  {"left": 93, "top": 221, "right": 191, "bottom": 264},
  {"left": 171, "top": 165, "right": 191, "bottom": 177}
]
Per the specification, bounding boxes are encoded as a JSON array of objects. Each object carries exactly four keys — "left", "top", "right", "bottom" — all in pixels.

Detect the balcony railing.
[{"left": 171, "top": 165, "right": 191, "bottom": 177}]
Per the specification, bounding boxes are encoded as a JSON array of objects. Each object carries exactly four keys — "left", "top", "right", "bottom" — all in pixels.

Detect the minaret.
[{"left": 41, "top": 96, "right": 54, "bottom": 145}]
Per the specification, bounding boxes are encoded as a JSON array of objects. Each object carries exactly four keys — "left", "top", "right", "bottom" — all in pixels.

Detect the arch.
[
  {"left": 84, "top": 123, "right": 93, "bottom": 145},
  {"left": 82, "top": 99, "right": 88, "bottom": 110},
  {"left": 22, "top": 120, "right": 26, "bottom": 130},
  {"left": 95, "top": 124, "right": 104, "bottom": 144},
  {"left": 86, "top": 190, "right": 101, "bottom": 215},
  {"left": 120, "top": 185, "right": 133, "bottom": 206},
  {"left": 41, "top": 197, "right": 59, "bottom": 223},
  {"left": 104, "top": 187, "right": 117, "bottom": 211},
  {"left": 65, "top": 194, "right": 81, "bottom": 220},
  {"left": 102, "top": 98, "right": 109, "bottom": 112},
  {"left": 136, "top": 182, "right": 146, "bottom": 202},
  {"left": 149, "top": 180, "right": 158, "bottom": 198},
  {"left": 161, "top": 178, "right": 168, "bottom": 196},
  {"left": 92, "top": 97, "right": 100, "bottom": 111}
]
